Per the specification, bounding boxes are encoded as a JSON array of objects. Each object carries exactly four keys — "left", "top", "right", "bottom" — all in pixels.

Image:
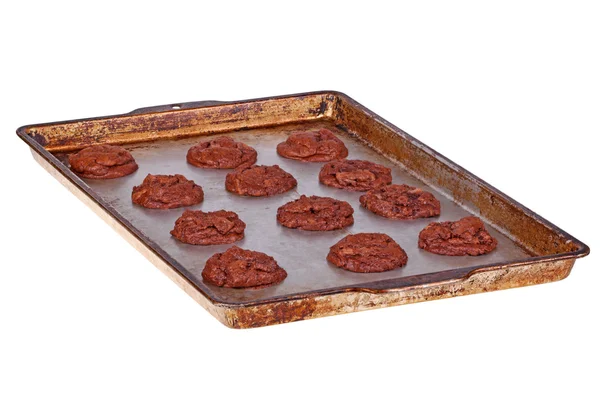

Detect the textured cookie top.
[
  {"left": 187, "top": 136, "right": 257, "bottom": 169},
  {"left": 225, "top": 165, "right": 297, "bottom": 197},
  {"left": 418, "top": 216, "right": 498, "bottom": 256},
  {"left": 319, "top": 160, "right": 392, "bottom": 191},
  {"left": 170, "top": 210, "right": 246, "bottom": 245},
  {"left": 202, "top": 246, "right": 287, "bottom": 288},
  {"left": 276, "top": 129, "right": 348, "bottom": 162},
  {"left": 327, "top": 233, "right": 408, "bottom": 273},
  {"left": 359, "top": 184, "right": 440, "bottom": 219},
  {"left": 277, "top": 195, "right": 354, "bottom": 231},
  {"left": 69, "top": 144, "right": 138, "bottom": 179},
  {"left": 132, "top": 174, "right": 204, "bottom": 209}
]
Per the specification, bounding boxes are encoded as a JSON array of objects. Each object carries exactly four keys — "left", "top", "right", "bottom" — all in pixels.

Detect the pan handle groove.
[
  {"left": 346, "top": 268, "right": 471, "bottom": 294},
  {"left": 128, "top": 100, "right": 226, "bottom": 115}
]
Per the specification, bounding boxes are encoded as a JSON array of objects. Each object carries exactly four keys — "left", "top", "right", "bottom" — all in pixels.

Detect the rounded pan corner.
[
  {"left": 16, "top": 124, "right": 30, "bottom": 136},
  {"left": 573, "top": 241, "right": 591, "bottom": 259},
  {"left": 318, "top": 89, "right": 351, "bottom": 99}
]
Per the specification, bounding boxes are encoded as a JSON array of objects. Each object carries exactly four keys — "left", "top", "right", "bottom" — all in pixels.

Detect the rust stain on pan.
[
  {"left": 225, "top": 298, "right": 319, "bottom": 329},
  {"left": 220, "top": 259, "right": 574, "bottom": 329},
  {"left": 22, "top": 94, "right": 334, "bottom": 153}
]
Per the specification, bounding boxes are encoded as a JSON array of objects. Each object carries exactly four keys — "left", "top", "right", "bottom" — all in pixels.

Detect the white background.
[{"left": 1, "top": 1, "right": 598, "bottom": 399}]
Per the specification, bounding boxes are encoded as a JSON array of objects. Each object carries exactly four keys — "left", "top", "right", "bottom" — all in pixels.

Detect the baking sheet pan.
[{"left": 18, "top": 91, "right": 589, "bottom": 327}]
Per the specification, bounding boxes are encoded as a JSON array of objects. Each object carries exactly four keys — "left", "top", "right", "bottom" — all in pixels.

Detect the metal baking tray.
[{"left": 18, "top": 91, "right": 590, "bottom": 328}]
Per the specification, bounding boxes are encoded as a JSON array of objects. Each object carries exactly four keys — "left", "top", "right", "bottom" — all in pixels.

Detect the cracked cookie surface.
[
  {"left": 276, "top": 129, "right": 348, "bottom": 162},
  {"left": 319, "top": 159, "right": 392, "bottom": 191},
  {"left": 132, "top": 174, "right": 204, "bottom": 209},
  {"left": 170, "top": 210, "right": 245, "bottom": 245},
  {"left": 418, "top": 216, "right": 498, "bottom": 256},
  {"left": 187, "top": 136, "right": 257, "bottom": 169},
  {"left": 360, "top": 184, "right": 440, "bottom": 219},
  {"left": 225, "top": 165, "right": 297, "bottom": 197},
  {"left": 327, "top": 233, "right": 408, "bottom": 273},
  {"left": 69, "top": 144, "right": 138, "bottom": 179},
  {"left": 202, "top": 246, "right": 287, "bottom": 288},
  {"left": 277, "top": 195, "right": 354, "bottom": 231}
]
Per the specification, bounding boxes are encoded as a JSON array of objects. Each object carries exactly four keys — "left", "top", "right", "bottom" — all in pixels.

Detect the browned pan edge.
[{"left": 17, "top": 90, "right": 590, "bottom": 307}]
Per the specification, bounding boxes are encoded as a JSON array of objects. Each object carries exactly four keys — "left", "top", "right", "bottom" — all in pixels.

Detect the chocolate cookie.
[
  {"left": 69, "top": 144, "right": 138, "bottom": 179},
  {"left": 327, "top": 233, "right": 408, "bottom": 273},
  {"left": 359, "top": 184, "right": 441, "bottom": 220},
  {"left": 418, "top": 216, "right": 498, "bottom": 256},
  {"left": 276, "top": 129, "right": 348, "bottom": 162},
  {"left": 225, "top": 165, "right": 297, "bottom": 197},
  {"left": 319, "top": 160, "right": 392, "bottom": 192},
  {"left": 277, "top": 195, "right": 354, "bottom": 231},
  {"left": 187, "top": 136, "right": 257, "bottom": 169},
  {"left": 170, "top": 210, "right": 246, "bottom": 245},
  {"left": 202, "top": 246, "right": 287, "bottom": 288},
  {"left": 132, "top": 174, "right": 204, "bottom": 209}
]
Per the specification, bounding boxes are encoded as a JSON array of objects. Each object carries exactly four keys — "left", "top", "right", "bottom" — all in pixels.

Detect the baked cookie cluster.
[{"left": 68, "top": 128, "right": 497, "bottom": 288}]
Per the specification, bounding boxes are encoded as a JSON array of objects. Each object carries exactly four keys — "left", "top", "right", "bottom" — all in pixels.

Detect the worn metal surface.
[{"left": 17, "top": 91, "right": 590, "bottom": 327}]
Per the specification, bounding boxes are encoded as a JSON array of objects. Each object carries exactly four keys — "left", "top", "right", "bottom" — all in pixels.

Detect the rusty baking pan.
[{"left": 17, "top": 91, "right": 590, "bottom": 328}]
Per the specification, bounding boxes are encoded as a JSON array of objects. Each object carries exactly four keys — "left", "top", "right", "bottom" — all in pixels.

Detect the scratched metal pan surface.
[
  {"left": 52, "top": 123, "right": 528, "bottom": 305},
  {"left": 17, "top": 91, "right": 590, "bottom": 315}
]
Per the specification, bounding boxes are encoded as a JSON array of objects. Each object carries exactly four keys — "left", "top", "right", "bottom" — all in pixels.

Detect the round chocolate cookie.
[
  {"left": 327, "top": 233, "right": 408, "bottom": 273},
  {"left": 418, "top": 216, "right": 498, "bottom": 256},
  {"left": 319, "top": 160, "right": 392, "bottom": 192},
  {"left": 69, "top": 144, "right": 138, "bottom": 179},
  {"left": 132, "top": 174, "right": 204, "bottom": 209},
  {"left": 225, "top": 165, "right": 297, "bottom": 197},
  {"left": 187, "top": 136, "right": 257, "bottom": 169},
  {"left": 277, "top": 195, "right": 354, "bottom": 231},
  {"left": 276, "top": 128, "right": 348, "bottom": 162},
  {"left": 170, "top": 210, "right": 246, "bottom": 245},
  {"left": 359, "top": 184, "right": 441, "bottom": 220},
  {"left": 202, "top": 246, "right": 287, "bottom": 288}
]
